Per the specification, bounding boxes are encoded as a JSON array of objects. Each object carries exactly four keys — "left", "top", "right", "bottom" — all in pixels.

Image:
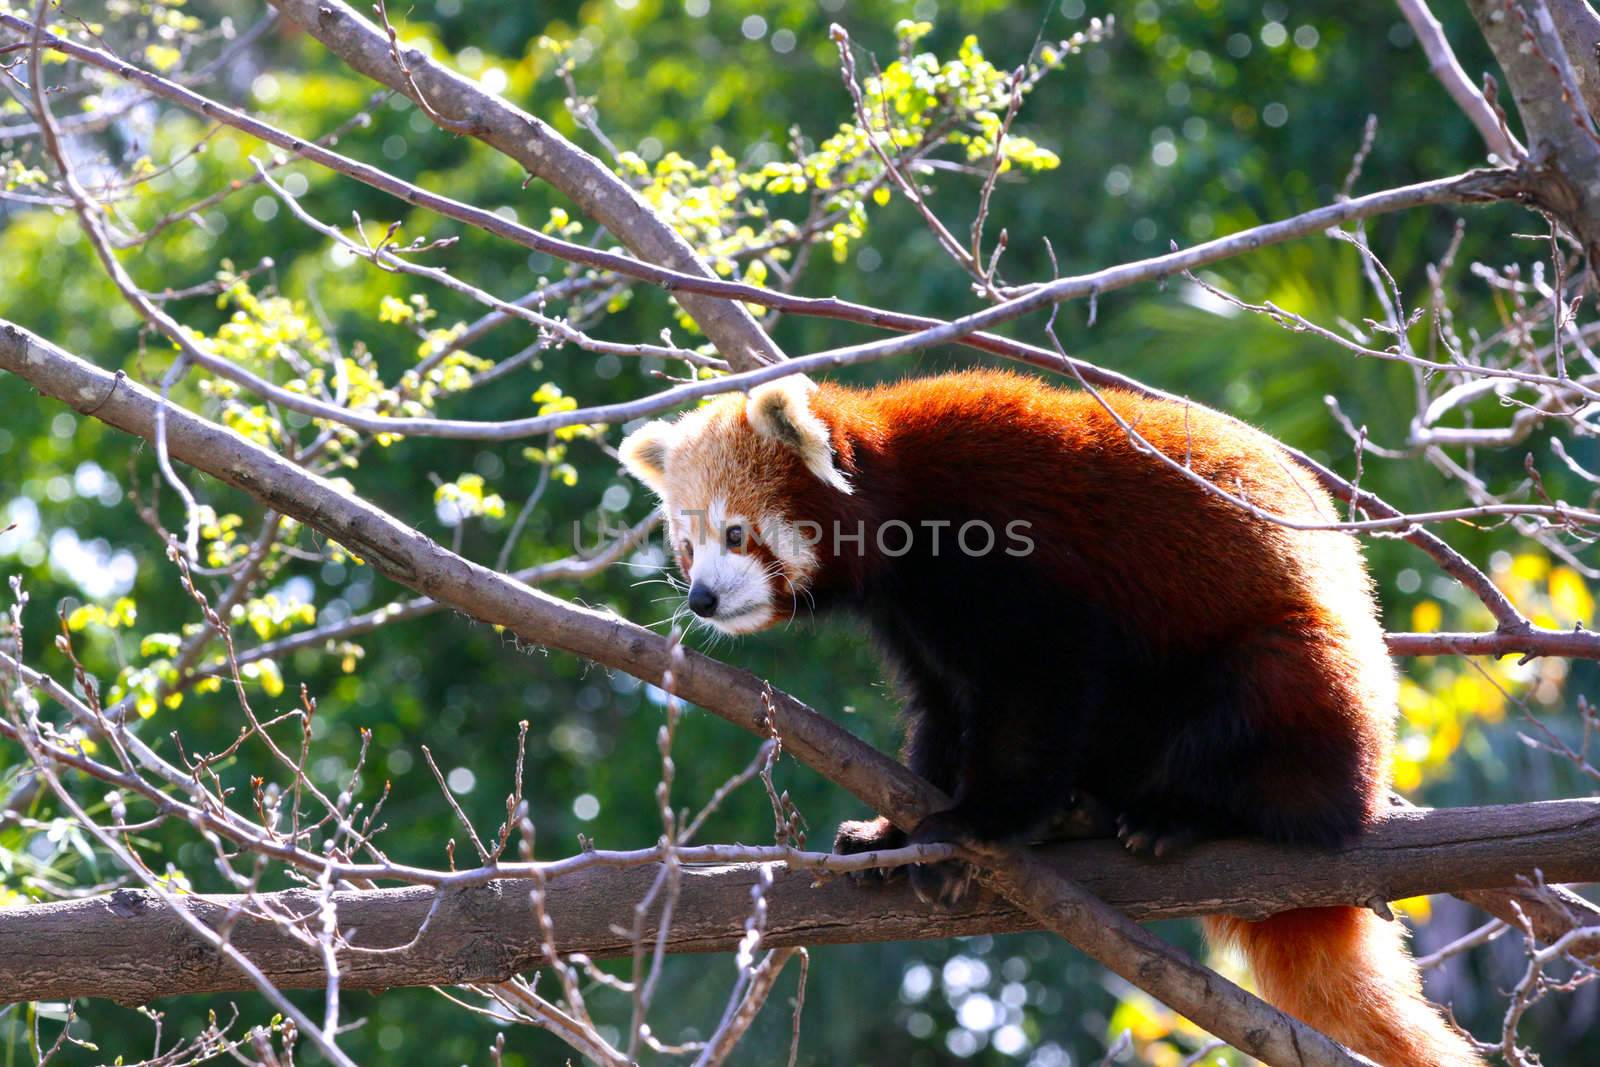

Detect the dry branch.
[
  {"left": 1458, "top": 883, "right": 1600, "bottom": 956},
  {"left": 1381, "top": 628, "right": 1600, "bottom": 657},
  {"left": 2, "top": 799, "right": 1594, "bottom": 1006},
  {"left": 1397, "top": 0, "right": 1527, "bottom": 160}
]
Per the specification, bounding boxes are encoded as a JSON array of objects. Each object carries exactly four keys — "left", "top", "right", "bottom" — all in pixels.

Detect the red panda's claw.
[
  {"left": 904, "top": 810, "right": 982, "bottom": 908},
  {"left": 1115, "top": 813, "right": 1197, "bottom": 858},
  {"left": 908, "top": 857, "right": 976, "bottom": 907}
]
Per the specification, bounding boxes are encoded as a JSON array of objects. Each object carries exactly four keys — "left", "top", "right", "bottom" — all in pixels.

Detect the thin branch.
[
  {"left": 208, "top": 509, "right": 660, "bottom": 682},
  {"left": 831, "top": 26, "right": 979, "bottom": 283},
  {"left": 1416, "top": 918, "right": 1510, "bottom": 969},
  {"left": 251, "top": 158, "right": 728, "bottom": 370},
  {"left": 695, "top": 946, "right": 796, "bottom": 1067},
  {"left": 1396, "top": 0, "right": 1527, "bottom": 160}
]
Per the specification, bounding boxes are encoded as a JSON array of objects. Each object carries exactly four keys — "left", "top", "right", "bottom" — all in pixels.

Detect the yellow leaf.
[
  {"left": 1450, "top": 674, "right": 1483, "bottom": 714},
  {"left": 1108, "top": 992, "right": 1171, "bottom": 1042},
  {"left": 1426, "top": 718, "right": 1462, "bottom": 763},
  {"left": 1479, "top": 685, "right": 1507, "bottom": 724},
  {"left": 1397, "top": 678, "right": 1435, "bottom": 726},
  {"left": 144, "top": 44, "right": 182, "bottom": 73},
  {"left": 66, "top": 605, "right": 101, "bottom": 631}
]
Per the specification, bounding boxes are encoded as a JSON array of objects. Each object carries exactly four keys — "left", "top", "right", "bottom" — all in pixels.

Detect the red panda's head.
[{"left": 618, "top": 374, "right": 853, "bottom": 635}]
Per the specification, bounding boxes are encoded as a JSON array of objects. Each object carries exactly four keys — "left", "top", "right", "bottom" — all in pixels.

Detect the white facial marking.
[
  {"left": 759, "top": 513, "right": 819, "bottom": 582},
  {"left": 686, "top": 497, "right": 776, "bottom": 634}
]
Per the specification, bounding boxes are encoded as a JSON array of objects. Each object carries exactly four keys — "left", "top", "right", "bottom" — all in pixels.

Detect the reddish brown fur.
[{"left": 790, "top": 375, "right": 1396, "bottom": 826}]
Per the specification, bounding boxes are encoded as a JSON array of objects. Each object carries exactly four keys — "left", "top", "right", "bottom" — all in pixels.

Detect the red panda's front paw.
[{"left": 833, "top": 816, "right": 908, "bottom": 885}]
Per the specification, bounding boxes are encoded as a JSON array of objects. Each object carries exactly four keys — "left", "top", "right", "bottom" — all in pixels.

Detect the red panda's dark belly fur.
[{"left": 804, "top": 371, "right": 1391, "bottom": 851}]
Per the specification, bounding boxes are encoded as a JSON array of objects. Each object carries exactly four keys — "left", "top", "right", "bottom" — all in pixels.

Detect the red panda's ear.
[
  {"left": 747, "top": 375, "right": 852, "bottom": 495},
  {"left": 618, "top": 419, "right": 675, "bottom": 495}
]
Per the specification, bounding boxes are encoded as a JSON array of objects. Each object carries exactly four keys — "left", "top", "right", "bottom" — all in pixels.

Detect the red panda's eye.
[{"left": 724, "top": 524, "right": 744, "bottom": 550}]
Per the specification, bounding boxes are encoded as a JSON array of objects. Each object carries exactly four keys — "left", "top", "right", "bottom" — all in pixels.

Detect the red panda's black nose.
[{"left": 687, "top": 583, "right": 719, "bottom": 618}]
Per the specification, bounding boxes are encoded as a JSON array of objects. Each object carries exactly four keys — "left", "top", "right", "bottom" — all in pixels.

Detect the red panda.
[{"left": 619, "top": 368, "right": 1483, "bottom": 1067}]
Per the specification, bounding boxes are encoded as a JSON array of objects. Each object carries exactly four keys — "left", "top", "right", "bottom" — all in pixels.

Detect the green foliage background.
[{"left": 1, "top": 1, "right": 1597, "bottom": 1064}]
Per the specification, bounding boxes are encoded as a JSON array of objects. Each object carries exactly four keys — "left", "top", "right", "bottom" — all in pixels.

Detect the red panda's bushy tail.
[{"left": 1205, "top": 908, "right": 1483, "bottom": 1067}]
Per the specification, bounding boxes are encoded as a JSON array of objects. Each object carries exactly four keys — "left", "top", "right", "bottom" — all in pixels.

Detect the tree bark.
[
  {"left": 1, "top": 798, "right": 1594, "bottom": 1006},
  {"left": 1546, "top": 0, "right": 1600, "bottom": 120}
]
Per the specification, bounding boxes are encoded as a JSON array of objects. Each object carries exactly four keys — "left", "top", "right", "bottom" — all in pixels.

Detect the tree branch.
[
  {"left": 1457, "top": 883, "right": 1600, "bottom": 954},
  {"left": 1, "top": 799, "right": 1593, "bottom": 1005},
  {"left": 1384, "top": 628, "right": 1600, "bottom": 657},
  {"left": 1397, "top": 0, "right": 1527, "bottom": 160},
  {"left": 264, "top": 0, "right": 782, "bottom": 371}
]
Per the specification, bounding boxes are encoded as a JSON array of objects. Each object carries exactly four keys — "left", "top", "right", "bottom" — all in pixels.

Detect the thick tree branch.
[
  {"left": 1468, "top": 0, "right": 1600, "bottom": 260},
  {"left": 210, "top": 511, "right": 659, "bottom": 674},
  {"left": 0, "top": 320, "right": 1370, "bottom": 1066},
  {"left": 264, "top": 0, "right": 781, "bottom": 371},
  {"left": 2, "top": 799, "right": 1594, "bottom": 1006}
]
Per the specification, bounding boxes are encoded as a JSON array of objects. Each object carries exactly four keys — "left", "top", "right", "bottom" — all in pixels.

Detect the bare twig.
[{"left": 1397, "top": 0, "right": 1527, "bottom": 160}]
